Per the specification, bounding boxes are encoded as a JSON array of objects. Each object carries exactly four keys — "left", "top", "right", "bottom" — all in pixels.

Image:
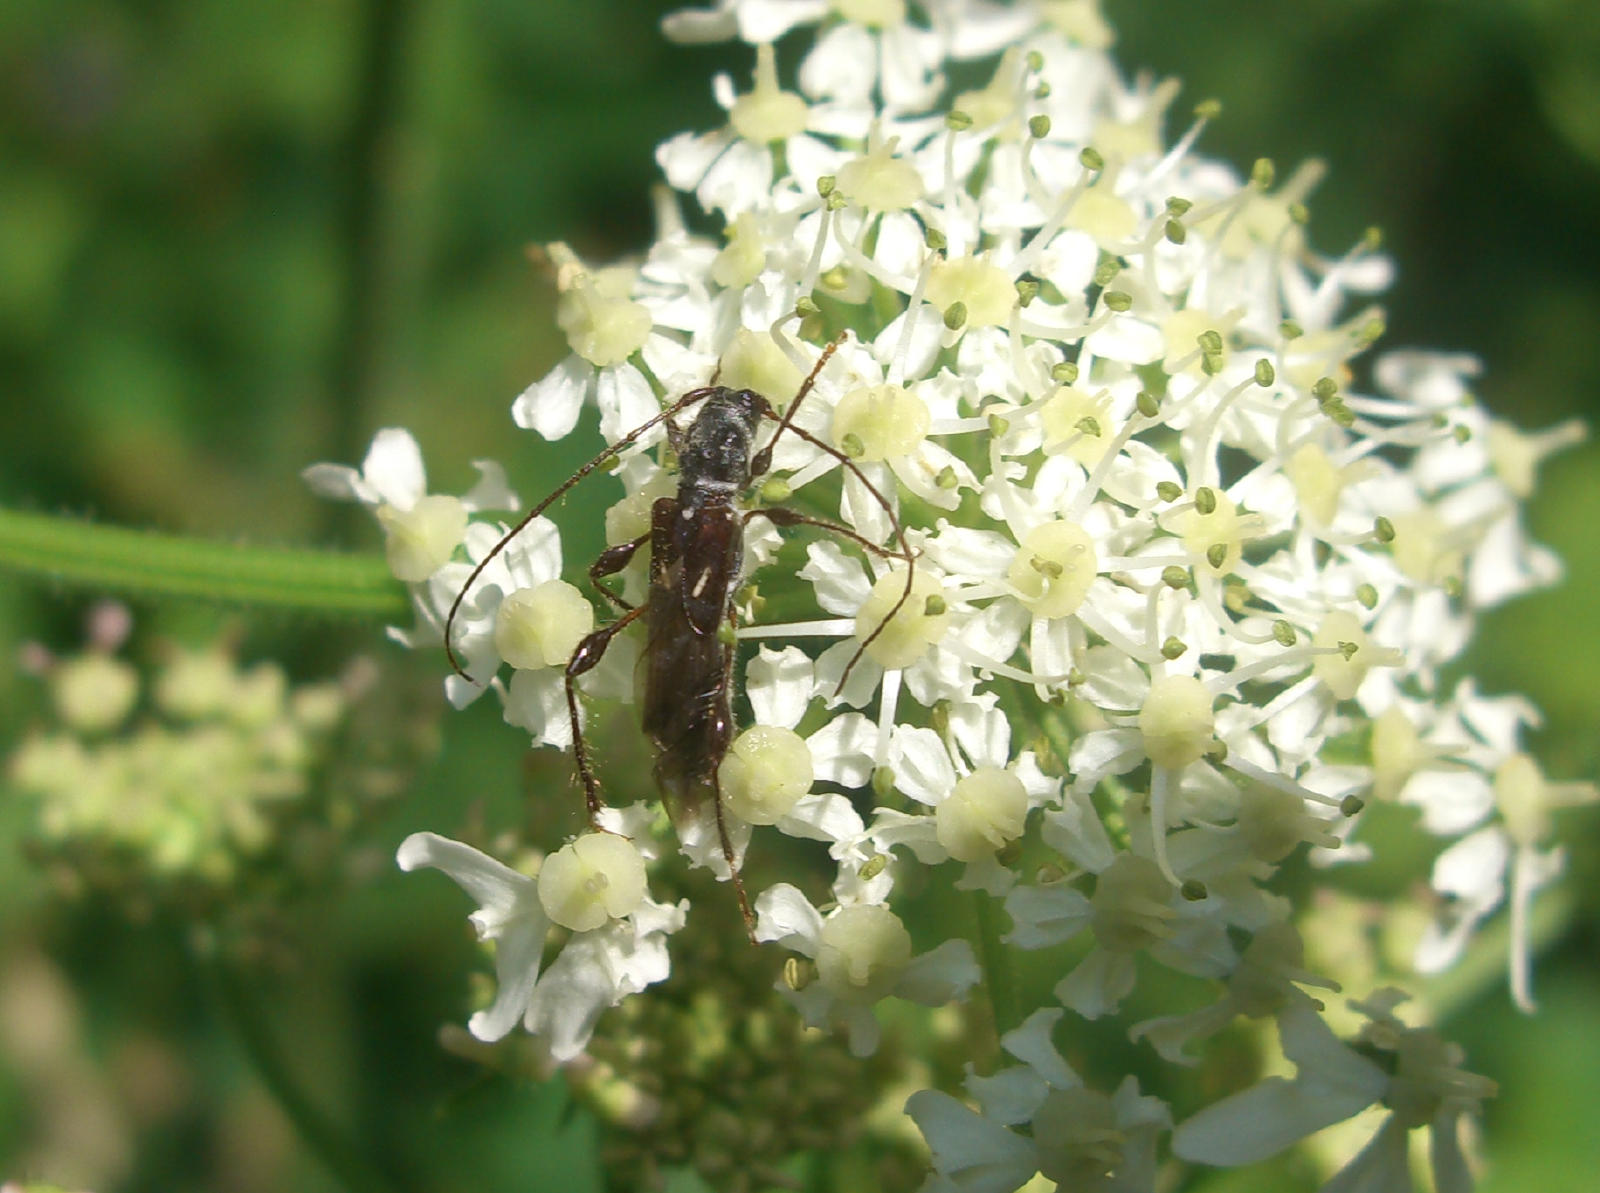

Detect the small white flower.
[
  {"left": 397, "top": 828, "right": 685, "bottom": 1061},
  {"left": 755, "top": 883, "right": 978, "bottom": 1055}
]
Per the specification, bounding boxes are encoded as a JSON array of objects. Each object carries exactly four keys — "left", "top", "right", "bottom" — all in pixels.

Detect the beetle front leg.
[
  {"left": 565, "top": 602, "right": 647, "bottom": 825},
  {"left": 589, "top": 531, "right": 649, "bottom": 613}
]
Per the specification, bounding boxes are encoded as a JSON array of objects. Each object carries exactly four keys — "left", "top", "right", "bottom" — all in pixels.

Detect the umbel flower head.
[{"left": 307, "top": 0, "right": 1590, "bottom": 1187}]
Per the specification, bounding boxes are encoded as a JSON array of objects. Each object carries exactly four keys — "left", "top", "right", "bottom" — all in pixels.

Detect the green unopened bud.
[
  {"left": 1028, "top": 114, "right": 1051, "bottom": 139},
  {"left": 717, "top": 622, "right": 737, "bottom": 646}
]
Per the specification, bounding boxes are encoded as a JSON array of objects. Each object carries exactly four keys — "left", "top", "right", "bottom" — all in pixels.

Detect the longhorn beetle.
[{"left": 445, "top": 336, "right": 914, "bottom": 928}]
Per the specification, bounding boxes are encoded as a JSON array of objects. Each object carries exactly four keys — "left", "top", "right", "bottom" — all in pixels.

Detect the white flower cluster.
[{"left": 307, "top": 0, "right": 1591, "bottom": 1186}]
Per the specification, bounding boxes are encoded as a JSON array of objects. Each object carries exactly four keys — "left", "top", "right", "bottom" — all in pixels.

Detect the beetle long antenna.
[
  {"left": 747, "top": 331, "right": 846, "bottom": 479},
  {"left": 769, "top": 420, "right": 917, "bottom": 693},
  {"left": 443, "top": 386, "right": 721, "bottom": 679}
]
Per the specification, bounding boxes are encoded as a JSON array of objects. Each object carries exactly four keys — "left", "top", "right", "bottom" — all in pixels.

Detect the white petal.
[
  {"left": 301, "top": 461, "right": 373, "bottom": 504},
  {"left": 906, "top": 1090, "right": 1039, "bottom": 1193},
  {"left": 513, "top": 354, "right": 591, "bottom": 440},
  {"left": 895, "top": 939, "right": 980, "bottom": 1005},
  {"left": 361, "top": 427, "right": 429, "bottom": 508},
  {"left": 596, "top": 362, "right": 659, "bottom": 447},
  {"left": 396, "top": 832, "right": 531, "bottom": 923},
  {"left": 753, "top": 882, "right": 823, "bottom": 953},
  {"left": 747, "top": 645, "right": 814, "bottom": 728}
]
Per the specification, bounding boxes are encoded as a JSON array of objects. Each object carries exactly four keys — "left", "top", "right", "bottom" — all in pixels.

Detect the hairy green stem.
[
  {"left": 973, "top": 889, "right": 1021, "bottom": 1042},
  {"left": 0, "top": 507, "right": 407, "bottom": 619}
]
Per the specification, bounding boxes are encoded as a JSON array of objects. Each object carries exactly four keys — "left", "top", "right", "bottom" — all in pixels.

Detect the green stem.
[
  {"left": 199, "top": 943, "right": 411, "bottom": 1193},
  {"left": 0, "top": 506, "right": 408, "bottom": 619},
  {"left": 973, "top": 890, "right": 1021, "bottom": 1042}
]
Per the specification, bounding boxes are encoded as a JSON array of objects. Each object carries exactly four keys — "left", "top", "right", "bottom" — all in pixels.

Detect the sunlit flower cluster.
[{"left": 307, "top": 0, "right": 1590, "bottom": 1187}]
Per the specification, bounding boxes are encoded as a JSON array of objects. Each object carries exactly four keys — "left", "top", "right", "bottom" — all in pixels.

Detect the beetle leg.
[
  {"left": 589, "top": 531, "right": 650, "bottom": 613},
  {"left": 565, "top": 602, "right": 648, "bottom": 825}
]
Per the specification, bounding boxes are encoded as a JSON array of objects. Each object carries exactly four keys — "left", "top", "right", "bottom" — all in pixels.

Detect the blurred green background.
[{"left": 1, "top": 1, "right": 1595, "bottom": 1191}]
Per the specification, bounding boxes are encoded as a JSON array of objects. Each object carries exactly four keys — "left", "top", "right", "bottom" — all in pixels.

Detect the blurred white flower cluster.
[
  {"left": 308, "top": 0, "right": 1591, "bottom": 1187},
  {"left": 10, "top": 604, "right": 353, "bottom": 897}
]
